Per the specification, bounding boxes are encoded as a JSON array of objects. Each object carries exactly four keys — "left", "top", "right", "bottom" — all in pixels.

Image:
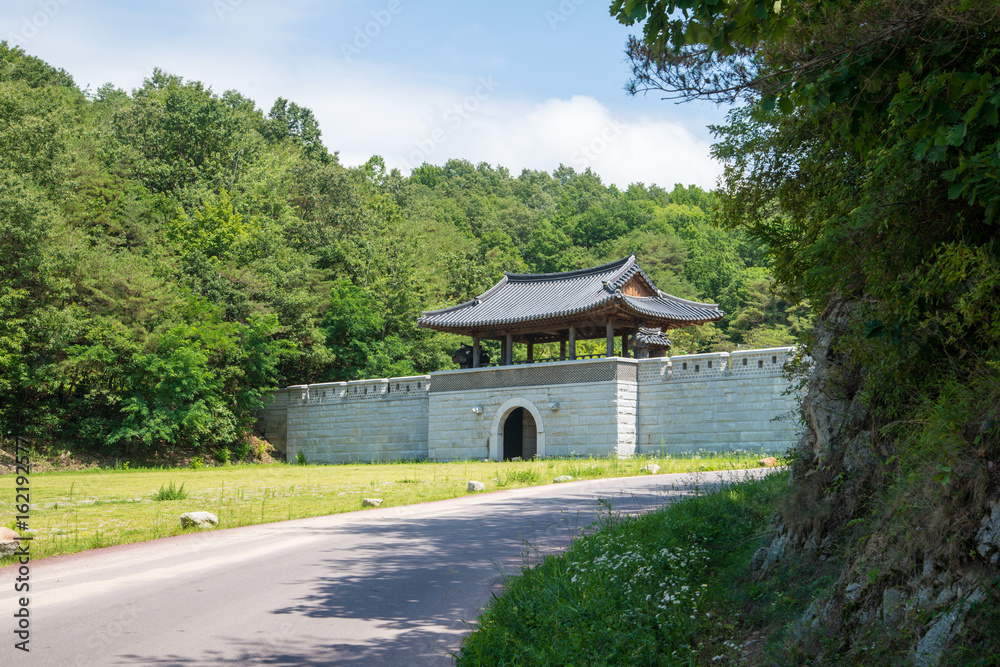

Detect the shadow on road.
[{"left": 114, "top": 476, "right": 722, "bottom": 666}]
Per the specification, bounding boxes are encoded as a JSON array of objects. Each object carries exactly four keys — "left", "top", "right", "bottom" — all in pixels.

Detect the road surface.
[{"left": 0, "top": 469, "right": 764, "bottom": 666}]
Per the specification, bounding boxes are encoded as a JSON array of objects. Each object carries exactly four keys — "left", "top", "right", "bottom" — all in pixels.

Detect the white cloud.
[
  {"left": 4, "top": 2, "right": 722, "bottom": 190},
  {"left": 358, "top": 92, "right": 723, "bottom": 190}
]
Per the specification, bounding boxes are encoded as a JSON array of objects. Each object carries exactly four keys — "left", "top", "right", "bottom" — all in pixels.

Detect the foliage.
[
  {"left": 612, "top": 1, "right": 1000, "bottom": 367},
  {"left": 609, "top": 2, "right": 1000, "bottom": 660},
  {"left": 0, "top": 44, "right": 804, "bottom": 457},
  {"left": 457, "top": 471, "right": 789, "bottom": 665}
]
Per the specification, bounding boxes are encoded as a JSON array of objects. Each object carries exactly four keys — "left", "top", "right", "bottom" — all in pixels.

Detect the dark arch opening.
[{"left": 502, "top": 407, "right": 537, "bottom": 461}]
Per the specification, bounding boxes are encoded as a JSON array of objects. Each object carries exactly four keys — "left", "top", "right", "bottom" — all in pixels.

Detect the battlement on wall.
[
  {"left": 285, "top": 375, "right": 431, "bottom": 404},
  {"left": 637, "top": 346, "right": 796, "bottom": 383},
  {"left": 278, "top": 347, "right": 797, "bottom": 403},
  {"left": 258, "top": 346, "right": 803, "bottom": 463}
]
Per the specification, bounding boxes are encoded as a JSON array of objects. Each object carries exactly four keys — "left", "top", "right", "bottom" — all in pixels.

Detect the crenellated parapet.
[
  {"left": 259, "top": 347, "right": 803, "bottom": 463},
  {"left": 286, "top": 376, "right": 431, "bottom": 405}
]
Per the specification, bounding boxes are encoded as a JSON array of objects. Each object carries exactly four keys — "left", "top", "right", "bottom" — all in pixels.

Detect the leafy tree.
[
  {"left": 321, "top": 279, "right": 417, "bottom": 381},
  {"left": 112, "top": 301, "right": 287, "bottom": 452},
  {"left": 0, "top": 42, "right": 76, "bottom": 89},
  {"left": 166, "top": 189, "right": 263, "bottom": 260},
  {"left": 104, "top": 69, "right": 260, "bottom": 196},
  {"left": 263, "top": 97, "right": 331, "bottom": 163}
]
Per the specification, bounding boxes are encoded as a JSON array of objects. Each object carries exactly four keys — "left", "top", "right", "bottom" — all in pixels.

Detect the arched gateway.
[{"left": 490, "top": 398, "right": 546, "bottom": 461}]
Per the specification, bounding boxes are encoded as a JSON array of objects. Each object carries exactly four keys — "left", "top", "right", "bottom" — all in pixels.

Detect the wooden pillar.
[
  {"left": 505, "top": 333, "right": 514, "bottom": 366},
  {"left": 472, "top": 336, "right": 481, "bottom": 368},
  {"left": 621, "top": 333, "right": 629, "bottom": 359},
  {"left": 606, "top": 320, "right": 615, "bottom": 357},
  {"left": 569, "top": 325, "right": 577, "bottom": 360},
  {"left": 527, "top": 342, "right": 534, "bottom": 363},
  {"left": 560, "top": 340, "right": 567, "bottom": 361}
]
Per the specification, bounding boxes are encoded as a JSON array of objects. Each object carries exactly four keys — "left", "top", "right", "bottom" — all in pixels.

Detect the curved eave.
[
  {"left": 418, "top": 295, "right": 723, "bottom": 334},
  {"left": 618, "top": 295, "right": 724, "bottom": 327},
  {"left": 418, "top": 293, "right": 618, "bottom": 331}
]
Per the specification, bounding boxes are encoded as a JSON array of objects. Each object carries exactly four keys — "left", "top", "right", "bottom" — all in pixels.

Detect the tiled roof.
[
  {"left": 418, "top": 255, "right": 723, "bottom": 332},
  {"left": 634, "top": 327, "right": 672, "bottom": 348}
]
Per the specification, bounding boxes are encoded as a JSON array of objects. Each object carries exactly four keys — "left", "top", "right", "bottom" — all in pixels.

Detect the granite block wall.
[{"left": 258, "top": 348, "right": 802, "bottom": 464}]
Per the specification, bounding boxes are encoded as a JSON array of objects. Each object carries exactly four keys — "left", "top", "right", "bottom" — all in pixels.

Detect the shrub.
[{"left": 153, "top": 482, "right": 187, "bottom": 501}]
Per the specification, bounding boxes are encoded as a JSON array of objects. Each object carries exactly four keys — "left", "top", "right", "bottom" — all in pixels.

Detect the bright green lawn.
[{"left": 1, "top": 451, "right": 772, "bottom": 563}]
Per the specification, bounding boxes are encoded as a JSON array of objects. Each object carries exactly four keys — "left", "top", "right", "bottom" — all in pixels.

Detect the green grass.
[
  {"left": 0, "top": 451, "right": 772, "bottom": 563},
  {"left": 456, "top": 469, "right": 792, "bottom": 666},
  {"left": 152, "top": 481, "right": 187, "bottom": 501}
]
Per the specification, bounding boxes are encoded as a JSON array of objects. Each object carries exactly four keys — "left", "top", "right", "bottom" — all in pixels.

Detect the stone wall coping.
[
  {"left": 430, "top": 356, "right": 638, "bottom": 379},
  {"left": 729, "top": 346, "right": 796, "bottom": 357},
  {"left": 281, "top": 349, "right": 796, "bottom": 395},
  {"left": 347, "top": 378, "right": 389, "bottom": 387},
  {"left": 428, "top": 379, "right": 631, "bottom": 396},
  {"left": 664, "top": 351, "right": 731, "bottom": 362}
]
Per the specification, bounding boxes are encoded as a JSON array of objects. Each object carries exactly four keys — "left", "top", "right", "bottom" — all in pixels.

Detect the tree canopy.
[
  {"left": 611, "top": 2, "right": 1000, "bottom": 657},
  {"left": 613, "top": 0, "right": 1000, "bottom": 383},
  {"left": 0, "top": 42, "right": 802, "bottom": 457}
]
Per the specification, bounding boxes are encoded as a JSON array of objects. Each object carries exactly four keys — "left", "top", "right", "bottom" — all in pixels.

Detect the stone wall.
[
  {"left": 636, "top": 348, "right": 801, "bottom": 456},
  {"left": 281, "top": 376, "right": 430, "bottom": 464},
  {"left": 258, "top": 347, "right": 802, "bottom": 464},
  {"left": 256, "top": 388, "right": 290, "bottom": 456},
  {"left": 427, "top": 358, "right": 634, "bottom": 461}
]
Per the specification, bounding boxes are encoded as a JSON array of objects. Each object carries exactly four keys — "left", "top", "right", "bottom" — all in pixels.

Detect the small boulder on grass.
[
  {"left": 641, "top": 463, "right": 661, "bottom": 474},
  {"left": 0, "top": 527, "right": 20, "bottom": 556},
  {"left": 553, "top": 475, "right": 573, "bottom": 483},
  {"left": 467, "top": 481, "right": 486, "bottom": 492},
  {"left": 362, "top": 498, "right": 383, "bottom": 508},
  {"left": 180, "top": 512, "right": 218, "bottom": 529},
  {"left": 759, "top": 457, "right": 780, "bottom": 467}
]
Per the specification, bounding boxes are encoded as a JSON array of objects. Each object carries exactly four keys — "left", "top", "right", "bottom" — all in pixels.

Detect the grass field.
[{"left": 0, "top": 450, "right": 775, "bottom": 563}]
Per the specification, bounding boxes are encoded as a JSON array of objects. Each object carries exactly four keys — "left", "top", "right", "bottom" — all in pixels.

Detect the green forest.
[
  {"left": 0, "top": 43, "right": 805, "bottom": 457},
  {"left": 601, "top": 0, "right": 1000, "bottom": 661}
]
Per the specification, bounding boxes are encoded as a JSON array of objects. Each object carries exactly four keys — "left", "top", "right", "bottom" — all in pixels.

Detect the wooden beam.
[
  {"left": 472, "top": 336, "right": 480, "bottom": 368},
  {"left": 527, "top": 342, "right": 534, "bottom": 363},
  {"left": 560, "top": 340, "right": 566, "bottom": 360},
  {"left": 621, "top": 333, "right": 629, "bottom": 359},
  {"left": 505, "top": 333, "right": 513, "bottom": 366},
  {"left": 569, "top": 325, "right": 576, "bottom": 360},
  {"left": 606, "top": 319, "right": 615, "bottom": 357}
]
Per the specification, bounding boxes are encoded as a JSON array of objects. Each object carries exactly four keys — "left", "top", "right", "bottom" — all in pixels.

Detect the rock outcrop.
[{"left": 179, "top": 512, "right": 218, "bottom": 529}]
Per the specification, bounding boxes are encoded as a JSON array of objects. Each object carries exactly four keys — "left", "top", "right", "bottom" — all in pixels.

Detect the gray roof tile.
[{"left": 419, "top": 255, "right": 723, "bottom": 332}]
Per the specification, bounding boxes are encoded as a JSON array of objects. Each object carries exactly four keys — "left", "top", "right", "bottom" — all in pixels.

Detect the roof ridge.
[
  {"left": 504, "top": 255, "right": 633, "bottom": 282},
  {"left": 652, "top": 291, "right": 720, "bottom": 309},
  {"left": 420, "top": 276, "right": 510, "bottom": 317},
  {"left": 606, "top": 255, "right": 637, "bottom": 290}
]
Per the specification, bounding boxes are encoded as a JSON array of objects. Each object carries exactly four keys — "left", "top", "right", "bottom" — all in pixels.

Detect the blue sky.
[{"left": 2, "top": 0, "right": 732, "bottom": 189}]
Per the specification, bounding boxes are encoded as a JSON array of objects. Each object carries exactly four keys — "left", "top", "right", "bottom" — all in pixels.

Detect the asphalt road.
[{"left": 0, "top": 469, "right": 762, "bottom": 666}]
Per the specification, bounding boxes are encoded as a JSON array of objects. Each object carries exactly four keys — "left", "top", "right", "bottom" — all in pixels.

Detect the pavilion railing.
[
  {"left": 431, "top": 356, "right": 637, "bottom": 392},
  {"left": 476, "top": 352, "right": 616, "bottom": 368}
]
